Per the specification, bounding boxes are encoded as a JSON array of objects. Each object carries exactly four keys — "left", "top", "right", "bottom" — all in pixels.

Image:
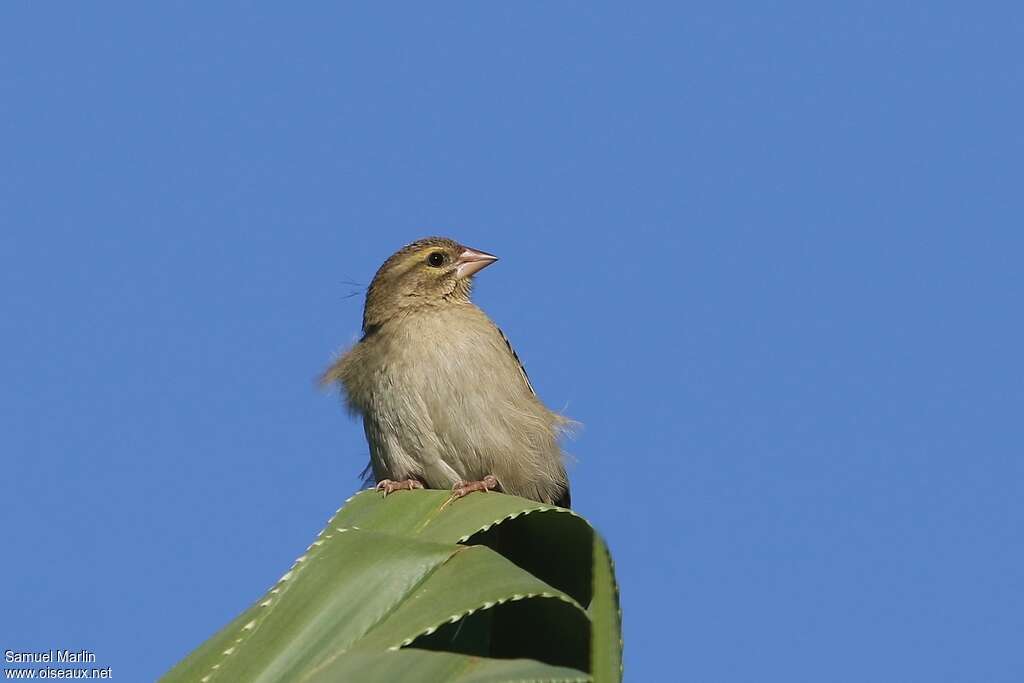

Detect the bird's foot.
[
  {"left": 374, "top": 479, "right": 424, "bottom": 497},
  {"left": 444, "top": 475, "right": 500, "bottom": 507}
]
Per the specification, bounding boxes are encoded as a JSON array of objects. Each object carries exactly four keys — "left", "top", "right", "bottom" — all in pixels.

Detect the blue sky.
[{"left": 2, "top": 4, "right": 1022, "bottom": 681}]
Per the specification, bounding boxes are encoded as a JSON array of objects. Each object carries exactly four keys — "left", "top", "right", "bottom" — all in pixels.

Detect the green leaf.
[
  {"left": 162, "top": 490, "right": 619, "bottom": 683},
  {"left": 303, "top": 649, "right": 590, "bottom": 683},
  {"left": 588, "top": 534, "right": 623, "bottom": 683},
  {"left": 336, "top": 490, "right": 596, "bottom": 606}
]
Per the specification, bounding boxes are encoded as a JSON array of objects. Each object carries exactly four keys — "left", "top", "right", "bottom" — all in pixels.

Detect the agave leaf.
[
  {"left": 336, "top": 490, "right": 595, "bottom": 605},
  {"left": 162, "top": 490, "right": 617, "bottom": 683},
  {"left": 352, "top": 544, "right": 586, "bottom": 655},
  {"left": 334, "top": 489, "right": 572, "bottom": 544},
  {"left": 588, "top": 534, "right": 623, "bottom": 682},
  {"left": 302, "top": 649, "right": 590, "bottom": 683}
]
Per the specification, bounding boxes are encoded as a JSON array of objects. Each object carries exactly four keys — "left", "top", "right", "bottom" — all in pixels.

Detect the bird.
[{"left": 322, "top": 236, "right": 572, "bottom": 508}]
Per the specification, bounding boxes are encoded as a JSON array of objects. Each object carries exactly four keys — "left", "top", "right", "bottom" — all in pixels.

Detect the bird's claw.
[
  {"left": 443, "top": 475, "right": 499, "bottom": 507},
  {"left": 374, "top": 479, "right": 424, "bottom": 497}
]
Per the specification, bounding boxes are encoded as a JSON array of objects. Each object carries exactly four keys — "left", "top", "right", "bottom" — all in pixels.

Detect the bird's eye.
[{"left": 427, "top": 252, "right": 446, "bottom": 267}]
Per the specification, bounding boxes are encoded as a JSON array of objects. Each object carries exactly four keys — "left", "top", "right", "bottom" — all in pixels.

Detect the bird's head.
[{"left": 362, "top": 237, "right": 498, "bottom": 332}]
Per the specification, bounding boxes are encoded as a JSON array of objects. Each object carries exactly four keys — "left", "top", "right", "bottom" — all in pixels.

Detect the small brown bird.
[{"left": 323, "top": 237, "right": 572, "bottom": 507}]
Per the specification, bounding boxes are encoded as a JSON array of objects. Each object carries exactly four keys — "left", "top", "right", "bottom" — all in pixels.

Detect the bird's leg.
[
  {"left": 446, "top": 474, "right": 500, "bottom": 504},
  {"left": 374, "top": 479, "right": 424, "bottom": 497}
]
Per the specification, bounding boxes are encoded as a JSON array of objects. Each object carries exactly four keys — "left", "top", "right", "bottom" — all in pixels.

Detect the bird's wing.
[{"left": 495, "top": 324, "right": 536, "bottom": 396}]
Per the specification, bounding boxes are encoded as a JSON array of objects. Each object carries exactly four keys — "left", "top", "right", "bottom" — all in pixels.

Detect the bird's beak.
[{"left": 455, "top": 246, "right": 498, "bottom": 279}]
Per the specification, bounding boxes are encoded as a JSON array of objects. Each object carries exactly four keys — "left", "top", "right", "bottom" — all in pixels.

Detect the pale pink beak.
[{"left": 455, "top": 245, "right": 498, "bottom": 278}]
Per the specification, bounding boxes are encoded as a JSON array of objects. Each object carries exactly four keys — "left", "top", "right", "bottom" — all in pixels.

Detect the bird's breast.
[{"left": 374, "top": 308, "right": 493, "bottom": 391}]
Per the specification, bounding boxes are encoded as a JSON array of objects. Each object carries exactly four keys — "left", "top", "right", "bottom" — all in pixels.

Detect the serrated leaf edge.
[
  {"left": 457, "top": 505, "right": 583, "bottom": 544},
  {"left": 390, "top": 590, "right": 588, "bottom": 650},
  {"left": 195, "top": 497, "right": 364, "bottom": 682}
]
